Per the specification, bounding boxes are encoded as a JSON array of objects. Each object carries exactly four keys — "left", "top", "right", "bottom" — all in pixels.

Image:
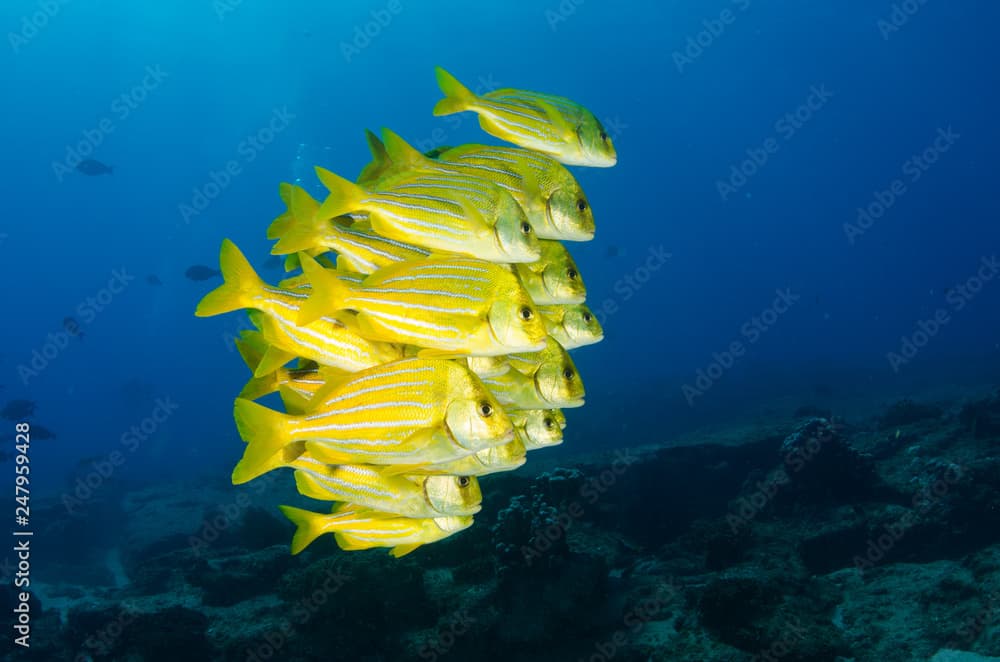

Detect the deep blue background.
[{"left": 2, "top": 1, "right": 998, "bottom": 491}]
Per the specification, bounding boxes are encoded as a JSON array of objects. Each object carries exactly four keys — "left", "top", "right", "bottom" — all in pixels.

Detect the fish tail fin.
[
  {"left": 297, "top": 253, "right": 353, "bottom": 326},
  {"left": 278, "top": 505, "right": 332, "bottom": 554},
  {"left": 272, "top": 185, "right": 327, "bottom": 255},
  {"left": 315, "top": 167, "right": 366, "bottom": 220},
  {"left": 433, "top": 66, "right": 476, "bottom": 116},
  {"left": 381, "top": 128, "right": 433, "bottom": 171},
  {"left": 234, "top": 330, "right": 267, "bottom": 373},
  {"left": 231, "top": 399, "right": 291, "bottom": 484},
  {"left": 238, "top": 374, "right": 280, "bottom": 401},
  {"left": 195, "top": 239, "right": 264, "bottom": 317}
]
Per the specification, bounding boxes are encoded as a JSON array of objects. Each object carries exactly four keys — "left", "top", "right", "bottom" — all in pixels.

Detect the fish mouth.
[{"left": 546, "top": 196, "right": 595, "bottom": 241}]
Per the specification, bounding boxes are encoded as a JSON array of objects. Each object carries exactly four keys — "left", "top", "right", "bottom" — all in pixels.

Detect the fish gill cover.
[{"left": 195, "top": 66, "right": 615, "bottom": 558}]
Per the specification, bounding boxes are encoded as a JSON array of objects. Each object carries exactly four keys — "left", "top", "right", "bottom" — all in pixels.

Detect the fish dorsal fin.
[{"left": 381, "top": 128, "right": 434, "bottom": 172}]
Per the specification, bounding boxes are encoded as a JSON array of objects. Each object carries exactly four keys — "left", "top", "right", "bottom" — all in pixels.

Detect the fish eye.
[
  {"left": 478, "top": 402, "right": 494, "bottom": 417},
  {"left": 582, "top": 312, "right": 593, "bottom": 322},
  {"left": 519, "top": 306, "right": 534, "bottom": 321},
  {"left": 567, "top": 268, "right": 578, "bottom": 280},
  {"left": 520, "top": 222, "right": 532, "bottom": 234},
  {"left": 600, "top": 131, "right": 608, "bottom": 142},
  {"left": 543, "top": 418, "right": 554, "bottom": 429},
  {"left": 576, "top": 199, "right": 588, "bottom": 212},
  {"left": 458, "top": 476, "right": 471, "bottom": 488},
  {"left": 563, "top": 368, "right": 575, "bottom": 380}
]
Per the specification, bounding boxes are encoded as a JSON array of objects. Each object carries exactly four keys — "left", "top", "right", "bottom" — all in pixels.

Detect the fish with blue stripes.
[
  {"left": 230, "top": 357, "right": 513, "bottom": 483},
  {"left": 296, "top": 253, "right": 548, "bottom": 358},
  {"left": 279, "top": 502, "right": 474, "bottom": 557},
  {"left": 433, "top": 66, "right": 617, "bottom": 167}
]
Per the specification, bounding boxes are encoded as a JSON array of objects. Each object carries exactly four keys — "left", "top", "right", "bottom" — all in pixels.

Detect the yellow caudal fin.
[
  {"left": 279, "top": 505, "right": 333, "bottom": 554},
  {"left": 433, "top": 66, "right": 477, "bottom": 116},
  {"left": 195, "top": 239, "right": 264, "bottom": 317},
  {"left": 381, "top": 128, "right": 433, "bottom": 172},
  {"left": 231, "top": 399, "right": 292, "bottom": 484},
  {"left": 297, "top": 253, "right": 353, "bottom": 326},
  {"left": 234, "top": 330, "right": 267, "bottom": 373},
  {"left": 315, "top": 167, "right": 366, "bottom": 221},
  {"left": 253, "top": 345, "right": 297, "bottom": 378},
  {"left": 267, "top": 182, "right": 295, "bottom": 239},
  {"left": 271, "top": 186, "right": 326, "bottom": 255},
  {"left": 278, "top": 385, "right": 313, "bottom": 415},
  {"left": 238, "top": 373, "right": 280, "bottom": 401}
]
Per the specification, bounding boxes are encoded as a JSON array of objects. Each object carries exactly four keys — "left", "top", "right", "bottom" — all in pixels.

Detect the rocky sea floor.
[{"left": 8, "top": 387, "right": 1000, "bottom": 661}]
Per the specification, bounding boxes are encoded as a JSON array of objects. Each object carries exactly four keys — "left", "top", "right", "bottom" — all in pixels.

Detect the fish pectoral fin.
[
  {"left": 334, "top": 532, "right": 370, "bottom": 551},
  {"left": 534, "top": 97, "right": 574, "bottom": 138},
  {"left": 253, "top": 346, "right": 297, "bottom": 378},
  {"left": 391, "top": 543, "right": 423, "bottom": 558},
  {"left": 380, "top": 463, "right": 431, "bottom": 477}
]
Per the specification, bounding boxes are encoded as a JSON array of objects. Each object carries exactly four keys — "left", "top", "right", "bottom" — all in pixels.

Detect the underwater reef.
[{"left": 15, "top": 386, "right": 1000, "bottom": 661}]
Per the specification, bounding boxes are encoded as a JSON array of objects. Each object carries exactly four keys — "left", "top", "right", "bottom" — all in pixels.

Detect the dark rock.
[
  {"left": 880, "top": 399, "right": 944, "bottom": 429},
  {"left": 959, "top": 391, "right": 1000, "bottom": 439}
]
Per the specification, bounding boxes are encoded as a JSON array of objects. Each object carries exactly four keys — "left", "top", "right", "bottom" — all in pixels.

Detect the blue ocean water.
[{"left": 3, "top": 2, "right": 1000, "bottom": 660}]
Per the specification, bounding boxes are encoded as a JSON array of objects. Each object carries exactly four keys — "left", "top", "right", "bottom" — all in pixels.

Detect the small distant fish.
[
  {"left": 432, "top": 66, "right": 617, "bottom": 167},
  {"left": 76, "top": 159, "right": 114, "bottom": 176},
  {"left": 1, "top": 400, "right": 36, "bottom": 420},
  {"left": 63, "top": 316, "right": 84, "bottom": 341},
  {"left": 147, "top": 274, "right": 163, "bottom": 286},
  {"left": 30, "top": 424, "right": 56, "bottom": 440},
  {"left": 185, "top": 265, "right": 222, "bottom": 281}
]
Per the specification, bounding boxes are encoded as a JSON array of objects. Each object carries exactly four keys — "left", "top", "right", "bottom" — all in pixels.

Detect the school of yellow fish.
[{"left": 196, "top": 67, "right": 615, "bottom": 557}]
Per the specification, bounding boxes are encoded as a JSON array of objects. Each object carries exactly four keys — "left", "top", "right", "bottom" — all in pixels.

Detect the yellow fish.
[
  {"left": 480, "top": 344, "right": 584, "bottom": 410},
  {"left": 365, "top": 130, "right": 595, "bottom": 241},
  {"left": 231, "top": 358, "right": 513, "bottom": 483},
  {"left": 269, "top": 184, "right": 431, "bottom": 271},
  {"left": 297, "top": 254, "right": 548, "bottom": 358},
  {"left": 384, "top": 436, "right": 527, "bottom": 477},
  {"left": 464, "top": 355, "right": 510, "bottom": 378},
  {"left": 432, "top": 66, "right": 617, "bottom": 168},
  {"left": 279, "top": 502, "right": 473, "bottom": 556},
  {"left": 195, "top": 240, "right": 403, "bottom": 374},
  {"left": 511, "top": 408, "right": 566, "bottom": 450},
  {"left": 538, "top": 304, "right": 604, "bottom": 349},
  {"left": 289, "top": 451, "right": 482, "bottom": 518},
  {"left": 312, "top": 165, "right": 541, "bottom": 264},
  {"left": 514, "top": 239, "right": 586, "bottom": 304}
]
